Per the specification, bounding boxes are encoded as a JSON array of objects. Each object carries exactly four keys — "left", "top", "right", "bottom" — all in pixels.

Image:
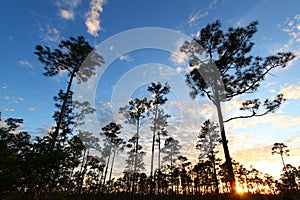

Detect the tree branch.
[{"left": 224, "top": 109, "right": 272, "bottom": 123}]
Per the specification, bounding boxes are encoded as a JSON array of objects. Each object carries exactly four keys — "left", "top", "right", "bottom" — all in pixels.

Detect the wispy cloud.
[
  {"left": 283, "top": 14, "right": 300, "bottom": 43},
  {"left": 85, "top": 0, "right": 107, "bottom": 37},
  {"left": 39, "top": 24, "right": 61, "bottom": 42},
  {"left": 280, "top": 83, "right": 300, "bottom": 100},
  {"left": 188, "top": 11, "right": 208, "bottom": 27},
  {"left": 0, "top": 106, "right": 14, "bottom": 112},
  {"left": 28, "top": 105, "right": 39, "bottom": 112},
  {"left": 209, "top": 0, "right": 219, "bottom": 10},
  {"left": 56, "top": 0, "right": 81, "bottom": 20},
  {"left": 2, "top": 95, "right": 24, "bottom": 104},
  {"left": 18, "top": 60, "right": 34, "bottom": 68},
  {"left": 280, "top": 13, "right": 300, "bottom": 66},
  {"left": 188, "top": 0, "right": 219, "bottom": 27},
  {"left": 2, "top": 84, "right": 8, "bottom": 90}
]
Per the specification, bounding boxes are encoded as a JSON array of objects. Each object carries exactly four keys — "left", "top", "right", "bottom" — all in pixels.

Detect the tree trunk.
[
  {"left": 158, "top": 131, "right": 161, "bottom": 194},
  {"left": 97, "top": 168, "right": 104, "bottom": 194},
  {"left": 171, "top": 147, "right": 174, "bottom": 194},
  {"left": 102, "top": 146, "right": 112, "bottom": 192},
  {"left": 211, "top": 151, "right": 219, "bottom": 194},
  {"left": 108, "top": 150, "right": 116, "bottom": 193},
  {"left": 150, "top": 104, "right": 158, "bottom": 194},
  {"left": 76, "top": 149, "right": 89, "bottom": 199},
  {"left": 132, "top": 119, "right": 140, "bottom": 195},
  {"left": 213, "top": 77, "right": 236, "bottom": 193},
  {"left": 51, "top": 70, "right": 76, "bottom": 150},
  {"left": 280, "top": 153, "right": 286, "bottom": 169}
]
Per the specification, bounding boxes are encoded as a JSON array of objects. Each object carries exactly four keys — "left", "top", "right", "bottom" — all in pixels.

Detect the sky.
[{"left": 1, "top": 0, "right": 300, "bottom": 179}]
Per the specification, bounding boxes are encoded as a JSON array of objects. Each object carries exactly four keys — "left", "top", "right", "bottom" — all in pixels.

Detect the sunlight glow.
[{"left": 236, "top": 181, "right": 245, "bottom": 194}]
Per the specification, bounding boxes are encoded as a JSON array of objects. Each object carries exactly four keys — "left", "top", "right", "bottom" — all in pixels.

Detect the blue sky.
[{"left": 1, "top": 0, "right": 300, "bottom": 179}]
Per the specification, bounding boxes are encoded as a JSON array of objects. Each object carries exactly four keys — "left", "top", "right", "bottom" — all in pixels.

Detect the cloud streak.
[
  {"left": 18, "top": 60, "right": 34, "bottom": 68},
  {"left": 28, "top": 105, "right": 39, "bottom": 112},
  {"left": 188, "top": 11, "right": 208, "bottom": 27},
  {"left": 85, "top": 0, "right": 106, "bottom": 37}
]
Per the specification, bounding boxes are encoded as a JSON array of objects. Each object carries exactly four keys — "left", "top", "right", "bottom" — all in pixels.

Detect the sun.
[{"left": 236, "top": 181, "right": 245, "bottom": 194}]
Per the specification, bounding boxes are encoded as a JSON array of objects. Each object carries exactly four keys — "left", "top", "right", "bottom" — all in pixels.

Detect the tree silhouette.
[
  {"left": 177, "top": 156, "right": 192, "bottom": 194},
  {"left": 161, "top": 137, "right": 181, "bottom": 194},
  {"left": 101, "top": 122, "right": 126, "bottom": 193},
  {"left": 234, "top": 164, "right": 250, "bottom": 193},
  {"left": 75, "top": 130, "right": 99, "bottom": 197},
  {"left": 35, "top": 36, "right": 104, "bottom": 149},
  {"left": 0, "top": 118, "right": 31, "bottom": 198},
  {"left": 147, "top": 81, "right": 170, "bottom": 194},
  {"left": 196, "top": 120, "right": 221, "bottom": 193},
  {"left": 182, "top": 20, "right": 295, "bottom": 193},
  {"left": 100, "top": 122, "right": 122, "bottom": 192},
  {"left": 119, "top": 98, "right": 149, "bottom": 194},
  {"left": 280, "top": 164, "right": 298, "bottom": 192},
  {"left": 123, "top": 136, "right": 146, "bottom": 194},
  {"left": 272, "top": 142, "right": 289, "bottom": 169},
  {"left": 193, "top": 160, "right": 215, "bottom": 194}
]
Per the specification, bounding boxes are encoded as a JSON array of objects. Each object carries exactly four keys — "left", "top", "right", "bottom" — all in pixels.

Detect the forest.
[{"left": 1, "top": 20, "right": 299, "bottom": 200}]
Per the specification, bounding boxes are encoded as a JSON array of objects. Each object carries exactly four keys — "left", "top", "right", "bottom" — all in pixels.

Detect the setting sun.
[{"left": 236, "top": 182, "right": 246, "bottom": 194}]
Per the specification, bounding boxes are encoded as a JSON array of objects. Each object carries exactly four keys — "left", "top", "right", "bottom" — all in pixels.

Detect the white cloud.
[
  {"left": 60, "top": 9, "right": 74, "bottom": 20},
  {"left": 226, "top": 114, "right": 300, "bottom": 130},
  {"left": 280, "top": 83, "right": 300, "bottom": 100},
  {"left": 18, "top": 60, "right": 34, "bottom": 68},
  {"left": 176, "top": 67, "right": 183, "bottom": 73},
  {"left": 119, "top": 54, "right": 132, "bottom": 62},
  {"left": 85, "top": 0, "right": 107, "bottom": 37},
  {"left": 56, "top": 0, "right": 81, "bottom": 20},
  {"left": 171, "top": 51, "right": 187, "bottom": 66},
  {"left": 170, "top": 38, "right": 189, "bottom": 66}
]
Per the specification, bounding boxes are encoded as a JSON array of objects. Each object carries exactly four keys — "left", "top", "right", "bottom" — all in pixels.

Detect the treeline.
[
  {"left": 1, "top": 82, "right": 299, "bottom": 199},
  {"left": 1, "top": 117, "right": 300, "bottom": 199}
]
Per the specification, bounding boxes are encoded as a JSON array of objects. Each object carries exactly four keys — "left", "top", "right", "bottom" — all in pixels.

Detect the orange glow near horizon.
[{"left": 236, "top": 181, "right": 246, "bottom": 194}]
